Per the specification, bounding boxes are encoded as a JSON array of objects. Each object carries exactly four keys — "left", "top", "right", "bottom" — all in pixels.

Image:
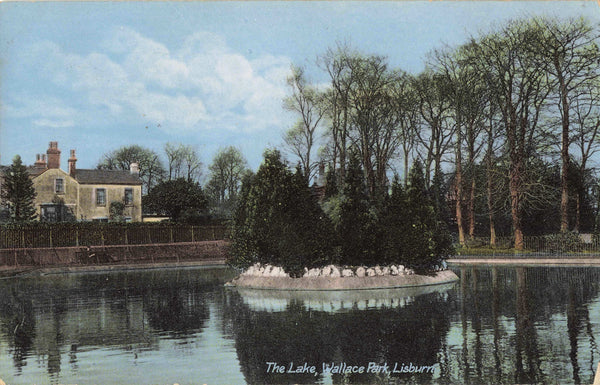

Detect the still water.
[{"left": 0, "top": 265, "right": 599, "bottom": 384}]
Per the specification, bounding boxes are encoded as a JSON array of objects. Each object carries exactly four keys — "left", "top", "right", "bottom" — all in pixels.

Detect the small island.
[
  {"left": 227, "top": 263, "right": 458, "bottom": 290},
  {"left": 227, "top": 150, "right": 458, "bottom": 291}
]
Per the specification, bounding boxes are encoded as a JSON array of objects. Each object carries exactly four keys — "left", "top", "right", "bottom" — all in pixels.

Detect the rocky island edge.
[{"left": 226, "top": 263, "right": 459, "bottom": 291}]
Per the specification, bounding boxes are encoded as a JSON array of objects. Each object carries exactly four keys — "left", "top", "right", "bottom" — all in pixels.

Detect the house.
[{"left": 1, "top": 141, "right": 143, "bottom": 222}]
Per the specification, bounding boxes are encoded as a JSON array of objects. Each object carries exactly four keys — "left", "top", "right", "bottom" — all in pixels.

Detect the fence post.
[
  {"left": 170, "top": 227, "right": 174, "bottom": 243},
  {"left": 125, "top": 228, "right": 128, "bottom": 245},
  {"left": 75, "top": 228, "right": 79, "bottom": 247},
  {"left": 49, "top": 228, "right": 53, "bottom": 248}
]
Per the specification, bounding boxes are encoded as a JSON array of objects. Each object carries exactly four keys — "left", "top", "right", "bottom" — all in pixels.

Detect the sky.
[{"left": 2, "top": 1, "right": 600, "bottom": 178}]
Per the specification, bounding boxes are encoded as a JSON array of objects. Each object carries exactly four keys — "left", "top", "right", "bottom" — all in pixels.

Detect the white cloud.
[
  {"left": 33, "top": 119, "right": 75, "bottom": 128},
  {"left": 11, "top": 27, "right": 293, "bottom": 134},
  {"left": 4, "top": 96, "right": 78, "bottom": 128}
]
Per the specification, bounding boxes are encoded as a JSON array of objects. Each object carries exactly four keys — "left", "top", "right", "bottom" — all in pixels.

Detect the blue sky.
[{"left": 2, "top": 1, "right": 599, "bottom": 177}]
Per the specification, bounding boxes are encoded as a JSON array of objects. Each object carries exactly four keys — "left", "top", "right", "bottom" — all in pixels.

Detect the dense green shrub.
[
  {"left": 230, "top": 154, "right": 453, "bottom": 274},
  {"left": 336, "top": 154, "right": 378, "bottom": 266},
  {"left": 401, "top": 162, "right": 454, "bottom": 269},
  {"left": 544, "top": 231, "right": 583, "bottom": 253},
  {"left": 229, "top": 151, "right": 335, "bottom": 276}
]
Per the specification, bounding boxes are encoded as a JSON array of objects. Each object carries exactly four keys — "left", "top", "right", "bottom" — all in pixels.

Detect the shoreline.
[
  {"left": 226, "top": 269, "right": 459, "bottom": 291},
  {"left": 2, "top": 256, "right": 600, "bottom": 278},
  {"left": 0, "top": 258, "right": 227, "bottom": 278},
  {"left": 448, "top": 258, "right": 600, "bottom": 266}
]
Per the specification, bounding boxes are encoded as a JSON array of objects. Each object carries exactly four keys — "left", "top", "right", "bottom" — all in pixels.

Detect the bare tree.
[
  {"left": 319, "top": 43, "right": 356, "bottom": 185},
  {"left": 164, "top": 143, "right": 202, "bottom": 182},
  {"left": 320, "top": 46, "right": 406, "bottom": 195},
  {"left": 468, "top": 20, "right": 552, "bottom": 249},
  {"left": 534, "top": 17, "right": 600, "bottom": 232},
  {"left": 207, "top": 146, "right": 248, "bottom": 216},
  {"left": 394, "top": 74, "right": 420, "bottom": 186},
  {"left": 98, "top": 145, "right": 166, "bottom": 194},
  {"left": 412, "top": 70, "right": 455, "bottom": 188},
  {"left": 283, "top": 65, "right": 325, "bottom": 182},
  {"left": 572, "top": 80, "right": 600, "bottom": 231}
]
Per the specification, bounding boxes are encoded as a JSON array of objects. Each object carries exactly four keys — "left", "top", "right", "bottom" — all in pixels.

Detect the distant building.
[
  {"left": 0, "top": 141, "right": 143, "bottom": 222},
  {"left": 310, "top": 162, "right": 327, "bottom": 201}
]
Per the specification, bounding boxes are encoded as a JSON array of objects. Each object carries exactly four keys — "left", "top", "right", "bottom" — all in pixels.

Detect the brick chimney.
[
  {"left": 34, "top": 154, "right": 47, "bottom": 171},
  {"left": 46, "top": 141, "right": 61, "bottom": 169},
  {"left": 68, "top": 149, "right": 77, "bottom": 176}
]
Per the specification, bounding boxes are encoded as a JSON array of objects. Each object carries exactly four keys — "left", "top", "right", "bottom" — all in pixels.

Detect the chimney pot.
[
  {"left": 46, "top": 141, "right": 61, "bottom": 169},
  {"left": 34, "top": 153, "right": 47, "bottom": 170},
  {"left": 68, "top": 149, "right": 77, "bottom": 176}
]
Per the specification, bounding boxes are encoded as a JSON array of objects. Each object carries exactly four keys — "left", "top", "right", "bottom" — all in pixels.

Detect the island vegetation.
[{"left": 228, "top": 150, "right": 453, "bottom": 277}]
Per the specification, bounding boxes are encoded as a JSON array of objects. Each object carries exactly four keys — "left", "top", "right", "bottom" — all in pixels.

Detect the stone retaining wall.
[
  {"left": 0, "top": 240, "right": 229, "bottom": 268},
  {"left": 227, "top": 269, "right": 460, "bottom": 291}
]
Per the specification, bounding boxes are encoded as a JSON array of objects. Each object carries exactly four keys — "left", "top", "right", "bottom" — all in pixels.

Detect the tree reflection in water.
[
  {"left": 0, "top": 267, "right": 232, "bottom": 377},
  {"left": 448, "top": 266, "right": 600, "bottom": 385},
  {"left": 0, "top": 266, "right": 599, "bottom": 384},
  {"left": 223, "top": 267, "right": 600, "bottom": 385},
  {"left": 223, "top": 285, "right": 454, "bottom": 384}
]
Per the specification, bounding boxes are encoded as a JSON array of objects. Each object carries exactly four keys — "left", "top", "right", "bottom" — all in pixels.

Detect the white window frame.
[
  {"left": 55, "top": 178, "right": 64, "bottom": 194},
  {"left": 96, "top": 188, "right": 106, "bottom": 206}
]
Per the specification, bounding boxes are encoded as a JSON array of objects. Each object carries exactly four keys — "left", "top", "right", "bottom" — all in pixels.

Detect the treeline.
[
  {"left": 283, "top": 16, "right": 600, "bottom": 250},
  {"left": 97, "top": 144, "right": 249, "bottom": 221},
  {"left": 229, "top": 150, "right": 453, "bottom": 276}
]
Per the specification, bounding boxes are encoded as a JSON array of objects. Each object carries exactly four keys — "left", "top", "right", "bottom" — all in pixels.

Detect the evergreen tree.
[
  {"left": 1, "top": 155, "right": 37, "bottom": 221},
  {"left": 324, "top": 166, "right": 338, "bottom": 199},
  {"left": 229, "top": 150, "right": 334, "bottom": 276},
  {"left": 229, "top": 171, "right": 257, "bottom": 267},
  {"left": 403, "top": 161, "right": 453, "bottom": 269},
  {"left": 381, "top": 175, "right": 409, "bottom": 264},
  {"left": 338, "top": 153, "right": 374, "bottom": 266}
]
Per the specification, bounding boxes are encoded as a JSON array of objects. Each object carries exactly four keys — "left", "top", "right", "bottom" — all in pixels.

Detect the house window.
[
  {"left": 96, "top": 188, "right": 106, "bottom": 206},
  {"left": 124, "top": 188, "right": 133, "bottom": 206},
  {"left": 55, "top": 178, "right": 64, "bottom": 194}
]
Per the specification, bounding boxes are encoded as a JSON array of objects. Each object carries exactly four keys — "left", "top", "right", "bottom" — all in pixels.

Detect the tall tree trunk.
[
  {"left": 456, "top": 126, "right": 465, "bottom": 246},
  {"left": 575, "top": 192, "right": 581, "bottom": 233},
  {"left": 558, "top": 72, "right": 570, "bottom": 233},
  {"left": 510, "top": 161, "right": 524, "bottom": 250},
  {"left": 469, "top": 178, "right": 476, "bottom": 239}
]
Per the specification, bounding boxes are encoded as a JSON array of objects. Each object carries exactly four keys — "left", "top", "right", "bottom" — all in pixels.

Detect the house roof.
[
  {"left": 74, "top": 169, "right": 143, "bottom": 185},
  {"left": 0, "top": 166, "right": 142, "bottom": 185},
  {"left": 0, "top": 165, "right": 46, "bottom": 177}
]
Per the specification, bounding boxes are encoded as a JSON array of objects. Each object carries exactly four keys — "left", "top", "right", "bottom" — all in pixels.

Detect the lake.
[{"left": 0, "top": 265, "right": 599, "bottom": 384}]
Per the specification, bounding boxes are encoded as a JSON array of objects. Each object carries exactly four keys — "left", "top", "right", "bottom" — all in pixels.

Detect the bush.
[
  {"left": 228, "top": 151, "right": 335, "bottom": 277},
  {"left": 544, "top": 232, "right": 583, "bottom": 253},
  {"left": 230, "top": 155, "right": 453, "bottom": 274}
]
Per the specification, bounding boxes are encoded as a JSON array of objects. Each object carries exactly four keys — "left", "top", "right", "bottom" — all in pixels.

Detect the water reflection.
[
  {"left": 0, "top": 265, "right": 599, "bottom": 384},
  {"left": 223, "top": 284, "right": 455, "bottom": 384},
  {"left": 0, "top": 267, "right": 235, "bottom": 380},
  {"left": 445, "top": 266, "right": 600, "bottom": 385}
]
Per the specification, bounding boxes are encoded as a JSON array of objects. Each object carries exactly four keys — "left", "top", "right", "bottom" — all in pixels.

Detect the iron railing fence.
[
  {"left": 0, "top": 223, "right": 229, "bottom": 249},
  {"left": 456, "top": 234, "right": 600, "bottom": 257}
]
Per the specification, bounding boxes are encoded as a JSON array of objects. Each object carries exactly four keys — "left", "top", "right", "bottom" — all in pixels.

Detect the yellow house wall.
[
  {"left": 32, "top": 169, "right": 79, "bottom": 219},
  {"left": 78, "top": 184, "right": 142, "bottom": 221}
]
